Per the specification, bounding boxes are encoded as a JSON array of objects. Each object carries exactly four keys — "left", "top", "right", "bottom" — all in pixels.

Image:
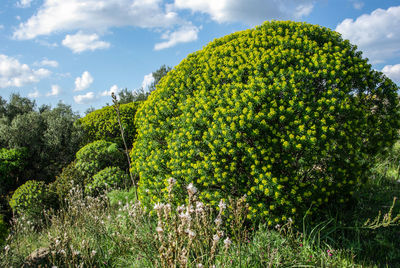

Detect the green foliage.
[
  {"left": 85, "top": 167, "right": 128, "bottom": 195},
  {"left": 0, "top": 148, "right": 27, "bottom": 195},
  {"left": 107, "top": 187, "right": 137, "bottom": 207},
  {"left": 75, "top": 140, "right": 126, "bottom": 178},
  {"left": 0, "top": 214, "right": 8, "bottom": 246},
  {"left": 9, "top": 180, "right": 58, "bottom": 220},
  {"left": 49, "top": 161, "right": 85, "bottom": 203},
  {"left": 79, "top": 102, "right": 141, "bottom": 146},
  {"left": 132, "top": 21, "right": 400, "bottom": 224},
  {"left": 0, "top": 101, "right": 83, "bottom": 184}
]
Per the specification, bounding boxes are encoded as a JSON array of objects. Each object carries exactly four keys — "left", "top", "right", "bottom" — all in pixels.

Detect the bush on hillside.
[
  {"left": 79, "top": 102, "right": 141, "bottom": 147},
  {"left": 131, "top": 21, "right": 400, "bottom": 224},
  {"left": 9, "top": 180, "right": 58, "bottom": 221},
  {"left": 85, "top": 166, "right": 128, "bottom": 195},
  {"left": 75, "top": 140, "right": 126, "bottom": 178}
]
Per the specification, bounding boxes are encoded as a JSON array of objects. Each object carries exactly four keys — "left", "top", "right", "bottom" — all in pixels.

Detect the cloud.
[
  {"left": 13, "top": 0, "right": 181, "bottom": 40},
  {"left": 17, "top": 0, "right": 33, "bottom": 8},
  {"left": 28, "top": 89, "right": 40, "bottom": 98},
  {"left": 34, "top": 58, "right": 59, "bottom": 68},
  {"left": 46, "top": 84, "right": 61, "bottom": 96},
  {"left": 100, "top": 84, "right": 119, "bottom": 97},
  {"left": 0, "top": 25, "right": 4, "bottom": 30},
  {"left": 155, "top": 25, "right": 199, "bottom": 50},
  {"left": 382, "top": 64, "right": 400, "bottom": 84},
  {"left": 352, "top": 1, "right": 364, "bottom": 10},
  {"left": 173, "top": 0, "right": 314, "bottom": 25},
  {"left": 336, "top": 6, "right": 400, "bottom": 64},
  {"left": 0, "top": 54, "right": 51, "bottom": 88},
  {"left": 74, "top": 92, "right": 95, "bottom": 104},
  {"left": 141, "top": 73, "right": 155, "bottom": 90},
  {"left": 62, "top": 31, "right": 110, "bottom": 53},
  {"left": 74, "top": 71, "right": 93, "bottom": 92}
]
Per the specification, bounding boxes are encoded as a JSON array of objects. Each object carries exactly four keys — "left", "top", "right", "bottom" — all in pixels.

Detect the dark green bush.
[
  {"left": 49, "top": 161, "right": 86, "bottom": 203},
  {"left": 0, "top": 148, "right": 27, "bottom": 196},
  {"left": 9, "top": 180, "right": 58, "bottom": 220},
  {"left": 79, "top": 102, "right": 141, "bottom": 147},
  {"left": 131, "top": 21, "right": 400, "bottom": 224},
  {"left": 0, "top": 214, "right": 8, "bottom": 246},
  {"left": 85, "top": 166, "right": 128, "bottom": 195},
  {"left": 75, "top": 140, "right": 126, "bottom": 178}
]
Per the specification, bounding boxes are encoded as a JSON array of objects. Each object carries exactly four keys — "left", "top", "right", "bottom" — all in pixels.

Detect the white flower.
[
  {"left": 4, "top": 245, "right": 10, "bottom": 252},
  {"left": 187, "top": 183, "right": 197, "bottom": 195},
  {"left": 186, "top": 229, "right": 196, "bottom": 238},
  {"left": 213, "top": 234, "right": 220, "bottom": 242},
  {"left": 197, "top": 264, "right": 203, "bottom": 268},
  {"left": 177, "top": 205, "right": 185, "bottom": 213},
  {"left": 224, "top": 237, "right": 232, "bottom": 247},
  {"left": 91, "top": 250, "right": 97, "bottom": 257},
  {"left": 154, "top": 202, "right": 163, "bottom": 210},
  {"left": 195, "top": 201, "right": 204, "bottom": 213},
  {"left": 156, "top": 226, "right": 163, "bottom": 234},
  {"left": 218, "top": 199, "right": 226, "bottom": 210},
  {"left": 214, "top": 217, "right": 222, "bottom": 226}
]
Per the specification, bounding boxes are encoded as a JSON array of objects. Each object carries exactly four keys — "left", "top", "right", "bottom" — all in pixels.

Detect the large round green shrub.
[
  {"left": 131, "top": 21, "right": 400, "bottom": 224},
  {"left": 79, "top": 102, "right": 141, "bottom": 146},
  {"left": 85, "top": 166, "right": 128, "bottom": 195},
  {"left": 9, "top": 180, "right": 57, "bottom": 219},
  {"left": 75, "top": 140, "right": 126, "bottom": 178}
]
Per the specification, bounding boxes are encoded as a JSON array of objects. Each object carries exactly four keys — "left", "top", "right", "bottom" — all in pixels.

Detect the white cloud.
[
  {"left": 17, "top": 0, "right": 33, "bottom": 8},
  {"left": 173, "top": 0, "right": 314, "bottom": 25},
  {"left": 62, "top": 31, "right": 110, "bottom": 53},
  {"left": 141, "top": 73, "right": 155, "bottom": 90},
  {"left": 0, "top": 25, "right": 4, "bottom": 30},
  {"left": 74, "top": 92, "right": 95, "bottom": 104},
  {"left": 155, "top": 25, "right": 199, "bottom": 50},
  {"left": 0, "top": 54, "right": 51, "bottom": 88},
  {"left": 382, "top": 64, "right": 400, "bottom": 84},
  {"left": 28, "top": 89, "right": 40, "bottom": 98},
  {"left": 100, "top": 84, "right": 119, "bottom": 97},
  {"left": 74, "top": 71, "right": 93, "bottom": 92},
  {"left": 46, "top": 84, "right": 61, "bottom": 96},
  {"left": 34, "top": 58, "right": 59, "bottom": 68},
  {"left": 13, "top": 0, "right": 181, "bottom": 40},
  {"left": 336, "top": 6, "right": 400, "bottom": 64}
]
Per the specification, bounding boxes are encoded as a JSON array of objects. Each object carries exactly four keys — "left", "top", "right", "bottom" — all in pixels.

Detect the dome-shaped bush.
[
  {"left": 75, "top": 140, "right": 126, "bottom": 178},
  {"left": 79, "top": 102, "right": 141, "bottom": 147},
  {"left": 9, "top": 180, "right": 57, "bottom": 220},
  {"left": 85, "top": 166, "right": 128, "bottom": 195},
  {"left": 131, "top": 21, "right": 400, "bottom": 224}
]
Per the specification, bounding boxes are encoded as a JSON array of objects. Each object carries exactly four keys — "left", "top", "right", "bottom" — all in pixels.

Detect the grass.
[{"left": 1, "top": 144, "right": 400, "bottom": 267}]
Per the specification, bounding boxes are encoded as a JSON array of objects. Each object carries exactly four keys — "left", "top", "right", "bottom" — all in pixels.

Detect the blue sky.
[{"left": 1, "top": 0, "right": 400, "bottom": 114}]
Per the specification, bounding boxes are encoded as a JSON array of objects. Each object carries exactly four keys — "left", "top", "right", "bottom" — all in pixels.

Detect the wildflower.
[
  {"left": 197, "top": 264, "right": 204, "bottom": 268},
  {"left": 154, "top": 202, "right": 163, "bottom": 210},
  {"left": 177, "top": 205, "right": 185, "bottom": 213},
  {"left": 186, "top": 229, "right": 196, "bottom": 239},
  {"left": 187, "top": 183, "right": 197, "bottom": 195},
  {"left": 195, "top": 201, "right": 204, "bottom": 213},
  {"left": 213, "top": 234, "right": 220, "bottom": 242},
  {"left": 214, "top": 217, "right": 222, "bottom": 226},
  {"left": 168, "top": 177, "right": 176, "bottom": 186},
  {"left": 218, "top": 199, "right": 226, "bottom": 211},
  {"left": 91, "top": 250, "right": 97, "bottom": 257},
  {"left": 156, "top": 226, "right": 163, "bottom": 234},
  {"left": 224, "top": 237, "right": 232, "bottom": 248}
]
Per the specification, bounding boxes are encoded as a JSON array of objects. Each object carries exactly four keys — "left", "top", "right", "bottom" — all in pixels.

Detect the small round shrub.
[
  {"left": 49, "top": 161, "right": 86, "bottom": 203},
  {"left": 131, "top": 21, "right": 400, "bottom": 224},
  {"left": 9, "top": 180, "right": 58, "bottom": 220},
  {"left": 85, "top": 166, "right": 128, "bottom": 195},
  {"left": 79, "top": 102, "right": 142, "bottom": 147},
  {"left": 75, "top": 140, "right": 126, "bottom": 178}
]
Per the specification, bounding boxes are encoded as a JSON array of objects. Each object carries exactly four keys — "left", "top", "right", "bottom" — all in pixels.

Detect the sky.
[{"left": 0, "top": 0, "right": 400, "bottom": 115}]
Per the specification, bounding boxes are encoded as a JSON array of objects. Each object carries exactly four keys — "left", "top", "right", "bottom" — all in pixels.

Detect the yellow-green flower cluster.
[{"left": 131, "top": 21, "right": 400, "bottom": 224}]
